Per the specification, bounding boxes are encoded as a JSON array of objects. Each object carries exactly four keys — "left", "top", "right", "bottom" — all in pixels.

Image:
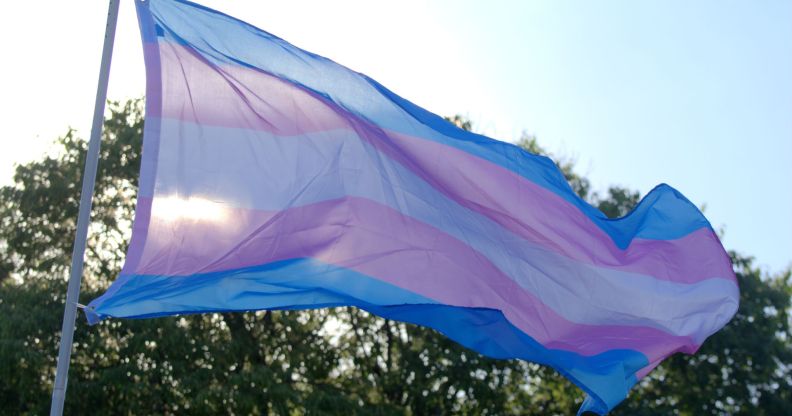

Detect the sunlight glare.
[{"left": 152, "top": 195, "right": 230, "bottom": 222}]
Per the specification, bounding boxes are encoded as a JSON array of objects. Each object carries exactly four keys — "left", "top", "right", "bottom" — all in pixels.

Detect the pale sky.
[{"left": 1, "top": 0, "right": 790, "bottom": 273}]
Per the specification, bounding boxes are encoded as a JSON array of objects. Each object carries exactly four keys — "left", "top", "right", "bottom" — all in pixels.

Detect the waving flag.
[{"left": 88, "top": 0, "right": 739, "bottom": 413}]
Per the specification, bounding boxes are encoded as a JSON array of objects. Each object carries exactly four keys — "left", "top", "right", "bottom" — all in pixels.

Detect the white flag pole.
[{"left": 50, "top": 0, "right": 120, "bottom": 414}]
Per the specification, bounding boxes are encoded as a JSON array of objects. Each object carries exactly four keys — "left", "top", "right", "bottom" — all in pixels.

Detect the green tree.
[
  {"left": 613, "top": 253, "right": 792, "bottom": 415},
  {"left": 0, "top": 101, "right": 358, "bottom": 415},
  {"left": 0, "top": 106, "right": 789, "bottom": 415}
]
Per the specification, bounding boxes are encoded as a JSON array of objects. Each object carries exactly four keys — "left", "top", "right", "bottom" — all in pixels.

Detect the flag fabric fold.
[{"left": 87, "top": 0, "right": 739, "bottom": 413}]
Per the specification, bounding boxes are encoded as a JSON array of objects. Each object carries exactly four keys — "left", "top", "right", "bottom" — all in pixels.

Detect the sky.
[{"left": 1, "top": 0, "right": 790, "bottom": 273}]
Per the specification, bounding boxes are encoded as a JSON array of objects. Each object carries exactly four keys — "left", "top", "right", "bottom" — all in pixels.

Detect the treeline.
[{"left": 0, "top": 101, "right": 789, "bottom": 415}]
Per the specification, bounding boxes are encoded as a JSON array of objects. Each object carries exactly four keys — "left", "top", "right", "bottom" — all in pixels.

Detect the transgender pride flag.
[{"left": 87, "top": 0, "right": 740, "bottom": 413}]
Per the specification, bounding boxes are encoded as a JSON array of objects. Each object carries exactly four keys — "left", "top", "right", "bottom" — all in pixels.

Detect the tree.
[
  {"left": 514, "top": 129, "right": 791, "bottom": 415},
  {"left": 613, "top": 252, "right": 792, "bottom": 415},
  {"left": 0, "top": 101, "right": 357, "bottom": 415},
  {"left": 0, "top": 105, "right": 789, "bottom": 415}
]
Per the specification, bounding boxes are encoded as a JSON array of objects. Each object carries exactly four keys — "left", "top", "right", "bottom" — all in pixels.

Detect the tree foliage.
[{"left": 0, "top": 105, "right": 789, "bottom": 415}]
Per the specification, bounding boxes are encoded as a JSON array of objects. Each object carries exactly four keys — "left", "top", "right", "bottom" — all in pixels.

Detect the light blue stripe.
[
  {"left": 89, "top": 257, "right": 438, "bottom": 318},
  {"left": 88, "top": 254, "right": 647, "bottom": 413}
]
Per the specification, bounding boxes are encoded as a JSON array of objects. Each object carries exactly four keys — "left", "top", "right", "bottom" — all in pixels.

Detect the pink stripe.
[
  {"left": 154, "top": 41, "right": 348, "bottom": 136},
  {"left": 383, "top": 129, "right": 734, "bottom": 285},
  {"left": 131, "top": 196, "right": 697, "bottom": 360},
  {"left": 149, "top": 40, "right": 734, "bottom": 286}
]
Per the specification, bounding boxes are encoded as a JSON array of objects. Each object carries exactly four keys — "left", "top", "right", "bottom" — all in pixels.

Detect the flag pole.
[{"left": 50, "top": 0, "right": 120, "bottom": 414}]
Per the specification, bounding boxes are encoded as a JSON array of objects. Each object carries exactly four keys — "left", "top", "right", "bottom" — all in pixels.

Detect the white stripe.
[{"left": 150, "top": 118, "right": 739, "bottom": 341}]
